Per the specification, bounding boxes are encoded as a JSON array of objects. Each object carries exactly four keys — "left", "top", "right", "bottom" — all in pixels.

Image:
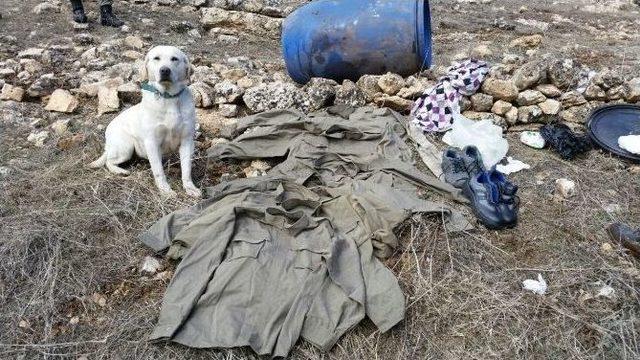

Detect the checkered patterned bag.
[{"left": 411, "top": 59, "right": 489, "bottom": 133}]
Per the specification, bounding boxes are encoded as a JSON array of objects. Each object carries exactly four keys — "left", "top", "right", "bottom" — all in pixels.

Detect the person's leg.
[
  {"left": 69, "top": 0, "right": 87, "bottom": 23},
  {"left": 100, "top": 0, "right": 124, "bottom": 27}
]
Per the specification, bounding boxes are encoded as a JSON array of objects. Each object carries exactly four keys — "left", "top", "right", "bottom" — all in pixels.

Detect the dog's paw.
[
  {"left": 159, "top": 186, "right": 177, "bottom": 199},
  {"left": 185, "top": 185, "right": 203, "bottom": 198}
]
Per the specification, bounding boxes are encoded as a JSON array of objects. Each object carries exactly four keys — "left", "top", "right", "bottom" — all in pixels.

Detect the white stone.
[
  {"left": 45, "top": 89, "right": 78, "bottom": 113},
  {"left": 27, "top": 130, "right": 49, "bottom": 147},
  {"left": 555, "top": 178, "right": 576, "bottom": 199},
  {"left": 219, "top": 104, "right": 239, "bottom": 117},
  {"left": 51, "top": 119, "right": 70, "bottom": 135},
  {"left": 124, "top": 35, "right": 144, "bottom": 50},
  {"left": 538, "top": 99, "right": 562, "bottom": 115},
  {"left": 140, "top": 256, "right": 163, "bottom": 274},
  {"left": 97, "top": 85, "right": 120, "bottom": 115},
  {"left": 520, "top": 131, "right": 546, "bottom": 149},
  {"left": 0, "top": 83, "right": 25, "bottom": 101},
  {"left": 516, "top": 90, "right": 546, "bottom": 106}
]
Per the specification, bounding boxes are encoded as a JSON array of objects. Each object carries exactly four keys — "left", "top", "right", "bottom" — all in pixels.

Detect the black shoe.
[
  {"left": 100, "top": 5, "right": 124, "bottom": 27},
  {"left": 73, "top": 9, "right": 87, "bottom": 23},
  {"left": 540, "top": 123, "right": 592, "bottom": 160},
  {"left": 488, "top": 169, "right": 519, "bottom": 227},
  {"left": 461, "top": 145, "right": 486, "bottom": 177},
  {"left": 70, "top": 0, "right": 87, "bottom": 23},
  {"left": 463, "top": 171, "right": 504, "bottom": 230},
  {"left": 607, "top": 223, "right": 640, "bottom": 258},
  {"left": 441, "top": 147, "right": 469, "bottom": 189}
]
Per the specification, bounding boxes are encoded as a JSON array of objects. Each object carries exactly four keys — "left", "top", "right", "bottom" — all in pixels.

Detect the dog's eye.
[
  {"left": 153, "top": 56, "right": 160, "bottom": 61},
  {"left": 171, "top": 57, "right": 178, "bottom": 62}
]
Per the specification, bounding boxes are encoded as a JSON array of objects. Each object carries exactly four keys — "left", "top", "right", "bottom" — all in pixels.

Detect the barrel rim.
[{"left": 416, "top": 0, "right": 433, "bottom": 72}]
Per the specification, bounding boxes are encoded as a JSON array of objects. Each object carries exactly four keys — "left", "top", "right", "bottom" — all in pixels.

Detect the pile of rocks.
[{"left": 461, "top": 56, "right": 640, "bottom": 127}]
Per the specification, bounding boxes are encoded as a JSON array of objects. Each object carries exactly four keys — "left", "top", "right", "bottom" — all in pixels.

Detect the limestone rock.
[
  {"left": 559, "top": 104, "right": 592, "bottom": 123},
  {"left": 200, "top": 7, "right": 282, "bottom": 39},
  {"left": 122, "top": 50, "right": 143, "bottom": 60},
  {"left": 510, "top": 34, "right": 543, "bottom": 48},
  {"left": 511, "top": 60, "right": 547, "bottom": 90},
  {"left": 57, "top": 133, "right": 86, "bottom": 150},
  {"left": 471, "top": 44, "right": 493, "bottom": 58},
  {"left": 77, "top": 77, "right": 124, "bottom": 98},
  {"left": 373, "top": 94, "right": 412, "bottom": 112},
  {"left": 0, "top": 84, "right": 25, "bottom": 101},
  {"left": 20, "top": 59, "right": 43, "bottom": 74},
  {"left": 214, "top": 80, "right": 243, "bottom": 104},
  {"left": 0, "top": 68, "right": 16, "bottom": 79},
  {"left": 560, "top": 91, "right": 587, "bottom": 107},
  {"left": 396, "top": 76, "right": 433, "bottom": 100},
  {"left": 356, "top": 75, "right": 382, "bottom": 101},
  {"left": 304, "top": 78, "right": 337, "bottom": 111},
  {"left": 462, "top": 111, "right": 507, "bottom": 128},
  {"left": 505, "top": 107, "right": 519, "bottom": 125},
  {"left": 377, "top": 73, "right": 405, "bottom": 96},
  {"left": 219, "top": 104, "right": 239, "bottom": 117},
  {"left": 124, "top": 35, "right": 145, "bottom": 50},
  {"left": 624, "top": 78, "right": 640, "bottom": 102},
  {"left": 27, "top": 130, "right": 49, "bottom": 147},
  {"left": 491, "top": 99, "right": 513, "bottom": 115},
  {"left": 457, "top": 96, "right": 470, "bottom": 112},
  {"left": 520, "top": 131, "right": 546, "bottom": 149},
  {"left": 471, "top": 93, "right": 494, "bottom": 112},
  {"left": 220, "top": 68, "right": 247, "bottom": 81},
  {"left": 97, "top": 86, "right": 120, "bottom": 115},
  {"left": 28, "top": 73, "right": 62, "bottom": 97},
  {"left": 535, "top": 84, "right": 562, "bottom": 98},
  {"left": 592, "top": 69, "right": 623, "bottom": 90},
  {"left": 584, "top": 84, "right": 606, "bottom": 100},
  {"left": 50, "top": 119, "right": 71, "bottom": 135},
  {"left": 547, "top": 59, "right": 580, "bottom": 90},
  {"left": 117, "top": 82, "right": 142, "bottom": 103},
  {"left": 18, "top": 48, "right": 45, "bottom": 60},
  {"left": 190, "top": 81, "right": 215, "bottom": 108},
  {"left": 538, "top": 99, "right": 562, "bottom": 115},
  {"left": 555, "top": 178, "right": 576, "bottom": 199},
  {"left": 140, "top": 256, "right": 163, "bottom": 274},
  {"left": 236, "top": 76, "right": 260, "bottom": 89},
  {"left": 517, "top": 105, "right": 542, "bottom": 123},
  {"left": 45, "top": 89, "right": 78, "bottom": 113},
  {"left": 516, "top": 90, "right": 546, "bottom": 105},
  {"left": 335, "top": 80, "right": 366, "bottom": 107},
  {"left": 32, "top": 2, "right": 60, "bottom": 14},
  {"left": 606, "top": 85, "right": 626, "bottom": 100},
  {"left": 481, "top": 78, "right": 518, "bottom": 101},
  {"left": 243, "top": 82, "right": 306, "bottom": 113}
]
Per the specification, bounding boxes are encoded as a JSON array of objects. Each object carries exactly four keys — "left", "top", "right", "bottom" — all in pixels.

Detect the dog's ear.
[{"left": 139, "top": 55, "right": 149, "bottom": 82}]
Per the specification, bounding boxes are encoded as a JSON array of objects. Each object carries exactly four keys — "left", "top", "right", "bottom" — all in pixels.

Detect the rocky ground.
[{"left": 1, "top": 0, "right": 640, "bottom": 359}]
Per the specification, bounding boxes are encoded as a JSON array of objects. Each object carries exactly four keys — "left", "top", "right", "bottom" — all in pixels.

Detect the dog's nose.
[{"left": 159, "top": 67, "right": 171, "bottom": 80}]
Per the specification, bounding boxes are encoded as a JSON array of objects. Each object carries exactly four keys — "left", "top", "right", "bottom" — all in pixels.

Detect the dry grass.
[{"left": 1, "top": 100, "right": 639, "bottom": 359}]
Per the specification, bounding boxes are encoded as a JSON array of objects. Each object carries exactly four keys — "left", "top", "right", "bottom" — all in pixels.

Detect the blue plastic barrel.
[{"left": 282, "top": 0, "right": 432, "bottom": 84}]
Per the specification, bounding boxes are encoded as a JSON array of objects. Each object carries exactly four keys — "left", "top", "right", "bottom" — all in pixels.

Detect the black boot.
[
  {"left": 70, "top": 0, "right": 87, "bottom": 23},
  {"left": 607, "top": 223, "right": 640, "bottom": 258},
  {"left": 100, "top": 5, "right": 124, "bottom": 27}
]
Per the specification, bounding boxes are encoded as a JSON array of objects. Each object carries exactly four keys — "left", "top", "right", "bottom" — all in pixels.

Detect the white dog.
[{"left": 90, "top": 45, "right": 201, "bottom": 198}]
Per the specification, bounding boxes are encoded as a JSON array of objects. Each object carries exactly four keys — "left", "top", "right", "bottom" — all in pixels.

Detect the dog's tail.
[{"left": 89, "top": 153, "right": 107, "bottom": 169}]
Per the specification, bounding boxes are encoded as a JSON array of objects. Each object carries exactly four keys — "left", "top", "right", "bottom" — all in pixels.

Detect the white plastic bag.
[
  {"left": 522, "top": 274, "right": 548, "bottom": 295},
  {"left": 618, "top": 135, "right": 640, "bottom": 155},
  {"left": 442, "top": 113, "right": 509, "bottom": 168}
]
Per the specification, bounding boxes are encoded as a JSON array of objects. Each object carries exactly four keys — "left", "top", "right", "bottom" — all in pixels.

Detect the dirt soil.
[{"left": 1, "top": 0, "right": 640, "bottom": 359}]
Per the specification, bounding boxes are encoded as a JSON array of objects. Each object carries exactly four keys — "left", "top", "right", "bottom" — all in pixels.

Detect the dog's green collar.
[{"left": 140, "top": 81, "right": 185, "bottom": 99}]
